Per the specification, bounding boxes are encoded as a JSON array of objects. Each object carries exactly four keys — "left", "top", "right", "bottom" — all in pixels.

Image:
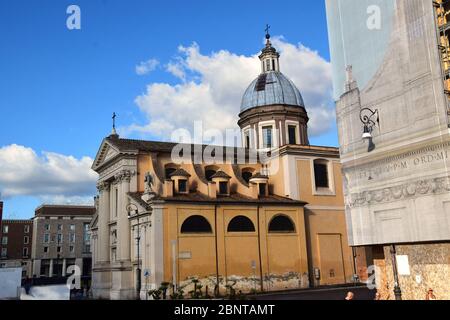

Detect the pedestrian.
[
  {"left": 345, "top": 291, "right": 354, "bottom": 300},
  {"left": 425, "top": 288, "right": 437, "bottom": 300},
  {"left": 23, "top": 276, "right": 32, "bottom": 295}
]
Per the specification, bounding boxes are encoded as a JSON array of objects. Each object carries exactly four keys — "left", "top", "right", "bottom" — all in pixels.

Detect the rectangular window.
[
  {"left": 178, "top": 180, "right": 187, "bottom": 193},
  {"left": 24, "top": 225, "right": 30, "bottom": 233},
  {"left": 1, "top": 236, "right": 8, "bottom": 245},
  {"left": 70, "top": 233, "right": 75, "bottom": 243},
  {"left": 69, "top": 224, "right": 75, "bottom": 231},
  {"left": 44, "top": 233, "right": 50, "bottom": 243},
  {"left": 288, "top": 125, "right": 297, "bottom": 145},
  {"left": 57, "top": 224, "right": 63, "bottom": 231},
  {"left": 83, "top": 223, "right": 90, "bottom": 245},
  {"left": 314, "top": 162, "right": 329, "bottom": 189},
  {"left": 23, "top": 248, "right": 29, "bottom": 257},
  {"left": 70, "top": 246, "right": 75, "bottom": 253},
  {"left": 219, "top": 181, "right": 228, "bottom": 195},
  {"left": 1, "top": 248, "right": 7, "bottom": 258},
  {"left": 244, "top": 130, "right": 251, "bottom": 149},
  {"left": 24, "top": 236, "right": 29, "bottom": 244},
  {"left": 259, "top": 183, "right": 267, "bottom": 197},
  {"left": 43, "top": 246, "right": 49, "bottom": 253},
  {"left": 57, "top": 234, "right": 63, "bottom": 244},
  {"left": 2, "top": 225, "right": 8, "bottom": 234},
  {"left": 45, "top": 224, "right": 50, "bottom": 231},
  {"left": 57, "top": 246, "right": 62, "bottom": 253},
  {"left": 262, "top": 126, "right": 273, "bottom": 149}
]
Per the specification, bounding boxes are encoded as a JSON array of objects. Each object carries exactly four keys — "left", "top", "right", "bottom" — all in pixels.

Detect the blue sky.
[{"left": 0, "top": 0, "right": 336, "bottom": 219}]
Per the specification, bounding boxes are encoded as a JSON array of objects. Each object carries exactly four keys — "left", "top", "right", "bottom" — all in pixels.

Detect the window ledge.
[{"left": 313, "top": 188, "right": 336, "bottom": 196}]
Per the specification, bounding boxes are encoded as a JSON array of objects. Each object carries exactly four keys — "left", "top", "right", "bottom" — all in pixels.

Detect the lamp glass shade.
[{"left": 362, "top": 125, "right": 372, "bottom": 140}]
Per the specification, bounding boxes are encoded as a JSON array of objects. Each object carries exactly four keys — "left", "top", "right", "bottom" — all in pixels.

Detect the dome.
[{"left": 240, "top": 71, "right": 305, "bottom": 112}]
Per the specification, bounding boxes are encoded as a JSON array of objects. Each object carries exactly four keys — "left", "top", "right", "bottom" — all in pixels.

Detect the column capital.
[
  {"left": 115, "top": 169, "right": 136, "bottom": 183},
  {"left": 96, "top": 181, "right": 110, "bottom": 192}
]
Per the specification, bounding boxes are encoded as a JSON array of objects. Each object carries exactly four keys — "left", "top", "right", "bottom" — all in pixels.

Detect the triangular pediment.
[{"left": 92, "top": 139, "right": 121, "bottom": 171}]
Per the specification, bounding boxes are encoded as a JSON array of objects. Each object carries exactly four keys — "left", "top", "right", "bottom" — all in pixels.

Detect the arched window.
[
  {"left": 205, "top": 165, "right": 219, "bottom": 182},
  {"left": 241, "top": 168, "right": 255, "bottom": 184},
  {"left": 165, "top": 164, "right": 178, "bottom": 179},
  {"left": 268, "top": 215, "right": 295, "bottom": 233},
  {"left": 227, "top": 216, "right": 255, "bottom": 232},
  {"left": 180, "top": 215, "right": 212, "bottom": 234}
]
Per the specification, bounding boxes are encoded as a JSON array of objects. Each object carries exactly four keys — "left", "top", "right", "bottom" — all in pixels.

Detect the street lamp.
[
  {"left": 360, "top": 107, "right": 379, "bottom": 152},
  {"left": 127, "top": 203, "right": 141, "bottom": 300},
  {"left": 390, "top": 245, "right": 403, "bottom": 300}
]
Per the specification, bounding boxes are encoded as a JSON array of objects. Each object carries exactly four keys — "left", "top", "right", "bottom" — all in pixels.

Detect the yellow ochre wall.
[
  {"left": 140, "top": 151, "right": 356, "bottom": 290},
  {"left": 296, "top": 159, "right": 344, "bottom": 206},
  {"left": 296, "top": 159, "right": 355, "bottom": 285},
  {"left": 162, "top": 203, "right": 308, "bottom": 293}
]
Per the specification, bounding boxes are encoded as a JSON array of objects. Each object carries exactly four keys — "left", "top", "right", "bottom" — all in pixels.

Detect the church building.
[{"left": 90, "top": 32, "right": 361, "bottom": 300}]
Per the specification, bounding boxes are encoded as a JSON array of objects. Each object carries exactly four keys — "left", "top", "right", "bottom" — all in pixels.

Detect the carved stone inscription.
[
  {"left": 348, "top": 144, "right": 450, "bottom": 183},
  {"left": 345, "top": 143, "right": 450, "bottom": 208}
]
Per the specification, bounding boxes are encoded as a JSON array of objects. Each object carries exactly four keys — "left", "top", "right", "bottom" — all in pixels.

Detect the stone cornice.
[
  {"left": 349, "top": 175, "right": 450, "bottom": 208},
  {"left": 344, "top": 140, "right": 450, "bottom": 172}
]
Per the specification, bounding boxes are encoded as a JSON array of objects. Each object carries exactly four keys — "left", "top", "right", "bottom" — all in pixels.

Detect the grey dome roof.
[{"left": 240, "top": 71, "right": 305, "bottom": 112}]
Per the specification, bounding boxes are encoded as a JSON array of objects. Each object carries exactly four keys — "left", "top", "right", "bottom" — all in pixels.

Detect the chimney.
[
  {"left": 208, "top": 182, "right": 217, "bottom": 199},
  {"left": 249, "top": 182, "right": 259, "bottom": 199},
  {"left": 163, "top": 180, "right": 174, "bottom": 197}
]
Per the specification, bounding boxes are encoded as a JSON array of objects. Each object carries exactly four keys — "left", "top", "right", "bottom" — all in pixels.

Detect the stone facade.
[
  {"left": 375, "top": 243, "right": 450, "bottom": 300},
  {"left": 326, "top": 0, "right": 450, "bottom": 299},
  {"left": 0, "top": 219, "right": 33, "bottom": 277},
  {"left": 31, "top": 205, "right": 94, "bottom": 279},
  {"left": 90, "top": 32, "right": 365, "bottom": 300}
]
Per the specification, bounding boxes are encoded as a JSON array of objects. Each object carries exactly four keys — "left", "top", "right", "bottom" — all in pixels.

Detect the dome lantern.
[
  {"left": 238, "top": 27, "right": 310, "bottom": 150},
  {"left": 260, "top": 24, "right": 280, "bottom": 73}
]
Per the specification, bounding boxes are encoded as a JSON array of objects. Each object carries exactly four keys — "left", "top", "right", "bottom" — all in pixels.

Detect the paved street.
[{"left": 251, "top": 285, "right": 376, "bottom": 300}]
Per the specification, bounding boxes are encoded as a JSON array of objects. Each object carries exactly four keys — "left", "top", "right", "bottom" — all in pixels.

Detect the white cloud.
[
  {"left": 128, "top": 37, "right": 334, "bottom": 141},
  {"left": 0, "top": 144, "right": 98, "bottom": 200},
  {"left": 136, "top": 58, "right": 160, "bottom": 75},
  {"left": 166, "top": 61, "right": 186, "bottom": 81},
  {"left": 39, "top": 195, "right": 95, "bottom": 206}
]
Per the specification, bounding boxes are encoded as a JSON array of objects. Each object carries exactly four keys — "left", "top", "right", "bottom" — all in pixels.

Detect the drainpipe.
[
  {"left": 214, "top": 204, "right": 220, "bottom": 297},
  {"left": 352, "top": 247, "right": 358, "bottom": 283},
  {"left": 256, "top": 205, "right": 264, "bottom": 292}
]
